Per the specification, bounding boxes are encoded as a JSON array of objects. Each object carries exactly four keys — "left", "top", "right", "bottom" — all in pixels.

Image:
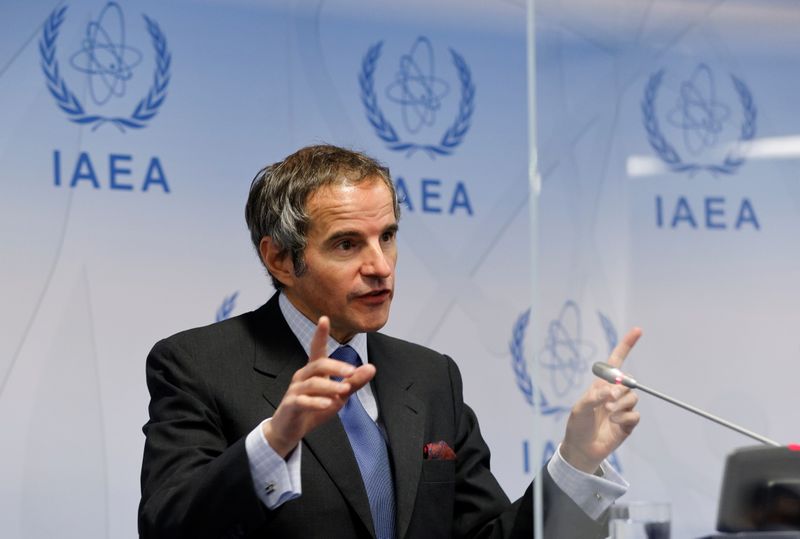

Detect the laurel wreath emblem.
[
  {"left": 39, "top": 5, "right": 171, "bottom": 132},
  {"left": 215, "top": 291, "right": 239, "bottom": 322},
  {"left": 510, "top": 307, "right": 617, "bottom": 417},
  {"left": 642, "top": 69, "right": 756, "bottom": 176},
  {"left": 510, "top": 309, "right": 570, "bottom": 417},
  {"left": 359, "top": 41, "right": 475, "bottom": 158}
]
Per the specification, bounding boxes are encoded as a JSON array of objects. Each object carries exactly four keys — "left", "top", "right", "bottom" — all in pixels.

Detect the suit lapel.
[
  {"left": 368, "top": 334, "right": 426, "bottom": 539},
  {"left": 303, "top": 417, "right": 376, "bottom": 538},
  {"left": 251, "top": 295, "right": 376, "bottom": 538}
]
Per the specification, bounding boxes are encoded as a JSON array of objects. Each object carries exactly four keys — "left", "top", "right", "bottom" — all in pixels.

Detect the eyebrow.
[{"left": 324, "top": 224, "right": 399, "bottom": 246}]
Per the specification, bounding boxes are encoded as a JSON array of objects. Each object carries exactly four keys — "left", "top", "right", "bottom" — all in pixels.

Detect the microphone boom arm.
[
  {"left": 592, "top": 361, "right": 780, "bottom": 447},
  {"left": 635, "top": 382, "right": 780, "bottom": 447}
]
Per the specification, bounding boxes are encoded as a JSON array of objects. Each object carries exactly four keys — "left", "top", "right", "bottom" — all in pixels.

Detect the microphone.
[
  {"left": 592, "top": 362, "right": 638, "bottom": 389},
  {"left": 592, "top": 362, "right": 780, "bottom": 447}
]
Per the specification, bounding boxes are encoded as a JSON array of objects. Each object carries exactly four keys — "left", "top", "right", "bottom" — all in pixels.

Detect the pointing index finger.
[
  {"left": 607, "top": 327, "right": 642, "bottom": 368},
  {"left": 309, "top": 316, "right": 330, "bottom": 362}
]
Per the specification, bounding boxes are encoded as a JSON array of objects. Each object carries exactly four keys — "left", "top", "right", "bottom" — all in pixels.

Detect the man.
[{"left": 139, "top": 145, "right": 642, "bottom": 538}]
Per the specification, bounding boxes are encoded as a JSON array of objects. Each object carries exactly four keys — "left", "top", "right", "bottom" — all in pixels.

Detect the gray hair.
[{"left": 245, "top": 144, "right": 400, "bottom": 289}]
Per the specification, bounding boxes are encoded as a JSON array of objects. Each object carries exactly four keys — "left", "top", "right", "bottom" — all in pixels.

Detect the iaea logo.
[
  {"left": 511, "top": 301, "right": 622, "bottom": 470},
  {"left": 642, "top": 63, "right": 756, "bottom": 176},
  {"left": 39, "top": 2, "right": 171, "bottom": 132},
  {"left": 511, "top": 301, "right": 618, "bottom": 415},
  {"left": 360, "top": 36, "right": 475, "bottom": 158}
]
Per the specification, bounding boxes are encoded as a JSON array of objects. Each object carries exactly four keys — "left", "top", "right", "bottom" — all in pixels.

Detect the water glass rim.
[{"left": 610, "top": 501, "right": 671, "bottom": 521}]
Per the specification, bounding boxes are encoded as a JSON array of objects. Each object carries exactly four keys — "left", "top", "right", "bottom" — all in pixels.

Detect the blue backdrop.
[{"left": 1, "top": 1, "right": 798, "bottom": 537}]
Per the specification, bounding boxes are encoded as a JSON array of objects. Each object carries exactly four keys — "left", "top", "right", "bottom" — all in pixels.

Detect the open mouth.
[{"left": 356, "top": 289, "right": 392, "bottom": 303}]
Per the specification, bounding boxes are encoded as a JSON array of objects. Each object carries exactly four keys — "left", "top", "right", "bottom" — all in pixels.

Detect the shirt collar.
[{"left": 278, "top": 292, "right": 369, "bottom": 364}]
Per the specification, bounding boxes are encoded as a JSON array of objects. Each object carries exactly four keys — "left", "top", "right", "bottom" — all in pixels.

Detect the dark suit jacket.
[{"left": 139, "top": 294, "right": 606, "bottom": 538}]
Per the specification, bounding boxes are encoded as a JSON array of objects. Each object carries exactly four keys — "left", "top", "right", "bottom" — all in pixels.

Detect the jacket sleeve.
[
  {"left": 445, "top": 356, "right": 608, "bottom": 539},
  {"left": 138, "top": 337, "right": 268, "bottom": 539}
]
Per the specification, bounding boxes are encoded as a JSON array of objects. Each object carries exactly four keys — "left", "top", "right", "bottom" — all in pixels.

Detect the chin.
[
  {"left": 360, "top": 311, "right": 391, "bottom": 333},
  {"left": 363, "top": 318, "right": 389, "bottom": 333}
]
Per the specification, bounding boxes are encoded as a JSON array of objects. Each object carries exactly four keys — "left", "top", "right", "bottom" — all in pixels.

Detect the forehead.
[{"left": 306, "top": 178, "right": 395, "bottom": 233}]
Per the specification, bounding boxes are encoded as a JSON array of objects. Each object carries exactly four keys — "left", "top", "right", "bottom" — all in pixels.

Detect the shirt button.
[
  {"left": 265, "top": 482, "right": 276, "bottom": 494},
  {"left": 595, "top": 493, "right": 602, "bottom": 500}
]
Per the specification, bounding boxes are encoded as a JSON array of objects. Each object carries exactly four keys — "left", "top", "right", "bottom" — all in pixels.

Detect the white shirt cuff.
[
  {"left": 245, "top": 418, "right": 302, "bottom": 509},
  {"left": 547, "top": 444, "right": 628, "bottom": 520}
]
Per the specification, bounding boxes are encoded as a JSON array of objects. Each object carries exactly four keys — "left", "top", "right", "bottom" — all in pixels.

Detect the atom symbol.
[
  {"left": 385, "top": 36, "right": 450, "bottom": 134},
  {"left": 69, "top": 2, "right": 142, "bottom": 106},
  {"left": 667, "top": 63, "right": 731, "bottom": 156},
  {"left": 538, "top": 301, "right": 596, "bottom": 398}
]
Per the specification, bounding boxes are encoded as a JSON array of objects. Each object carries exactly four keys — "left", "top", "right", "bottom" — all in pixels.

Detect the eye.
[
  {"left": 381, "top": 230, "right": 396, "bottom": 243},
  {"left": 336, "top": 239, "right": 354, "bottom": 251}
]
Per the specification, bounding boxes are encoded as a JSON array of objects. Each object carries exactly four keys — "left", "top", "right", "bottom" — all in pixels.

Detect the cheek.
[
  {"left": 316, "top": 268, "right": 354, "bottom": 297},
  {"left": 384, "top": 251, "right": 398, "bottom": 271}
]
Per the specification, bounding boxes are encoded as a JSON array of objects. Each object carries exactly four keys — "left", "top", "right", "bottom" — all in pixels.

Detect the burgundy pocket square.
[{"left": 423, "top": 440, "right": 456, "bottom": 461}]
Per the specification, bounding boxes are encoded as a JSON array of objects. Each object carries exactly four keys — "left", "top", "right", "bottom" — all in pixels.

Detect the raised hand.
[
  {"left": 263, "top": 316, "right": 376, "bottom": 458},
  {"left": 560, "top": 327, "right": 643, "bottom": 474}
]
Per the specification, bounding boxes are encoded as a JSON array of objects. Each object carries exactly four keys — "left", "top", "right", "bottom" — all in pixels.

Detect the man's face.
[{"left": 283, "top": 178, "right": 398, "bottom": 343}]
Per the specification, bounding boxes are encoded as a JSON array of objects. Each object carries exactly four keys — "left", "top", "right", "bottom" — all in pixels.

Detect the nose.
[{"left": 361, "top": 241, "right": 393, "bottom": 279}]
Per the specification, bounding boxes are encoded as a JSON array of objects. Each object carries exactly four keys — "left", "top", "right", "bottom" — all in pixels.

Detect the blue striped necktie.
[{"left": 331, "top": 345, "right": 396, "bottom": 539}]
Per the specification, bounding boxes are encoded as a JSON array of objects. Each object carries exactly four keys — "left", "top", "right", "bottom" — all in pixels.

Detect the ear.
[{"left": 259, "top": 237, "right": 295, "bottom": 287}]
